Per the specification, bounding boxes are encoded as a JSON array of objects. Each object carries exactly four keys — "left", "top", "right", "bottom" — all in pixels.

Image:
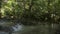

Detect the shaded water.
[{"left": 0, "top": 20, "right": 58, "bottom": 34}]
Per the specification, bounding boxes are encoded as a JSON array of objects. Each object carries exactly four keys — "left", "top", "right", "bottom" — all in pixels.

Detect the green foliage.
[{"left": 0, "top": 0, "right": 60, "bottom": 25}]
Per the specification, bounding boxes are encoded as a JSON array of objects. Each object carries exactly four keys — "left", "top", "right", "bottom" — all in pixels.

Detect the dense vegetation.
[{"left": 0, "top": 0, "right": 60, "bottom": 25}]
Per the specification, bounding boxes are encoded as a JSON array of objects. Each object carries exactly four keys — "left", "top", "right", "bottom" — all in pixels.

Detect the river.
[{"left": 0, "top": 20, "right": 58, "bottom": 34}]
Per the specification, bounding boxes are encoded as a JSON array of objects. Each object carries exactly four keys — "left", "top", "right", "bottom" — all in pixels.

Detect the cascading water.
[
  {"left": 0, "top": 20, "right": 24, "bottom": 34},
  {"left": 12, "top": 24, "right": 23, "bottom": 32}
]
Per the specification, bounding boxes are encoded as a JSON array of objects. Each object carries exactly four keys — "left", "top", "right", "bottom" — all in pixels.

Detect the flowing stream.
[{"left": 0, "top": 20, "right": 58, "bottom": 34}]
